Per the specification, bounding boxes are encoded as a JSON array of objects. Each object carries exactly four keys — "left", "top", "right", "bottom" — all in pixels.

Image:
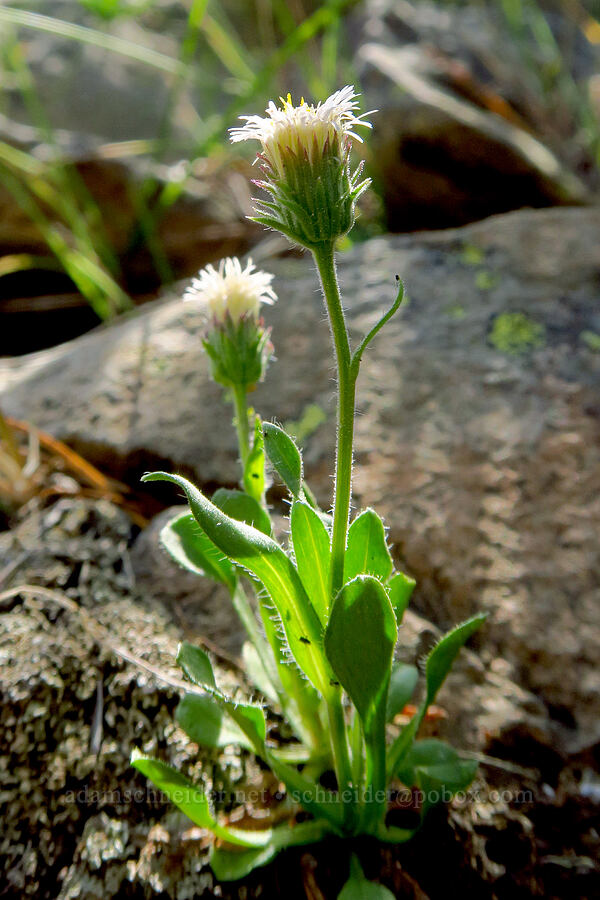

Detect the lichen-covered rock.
[
  {"left": 0, "top": 496, "right": 558, "bottom": 898},
  {"left": 0, "top": 498, "right": 243, "bottom": 899},
  {"left": 2, "top": 207, "right": 599, "bottom": 746}
]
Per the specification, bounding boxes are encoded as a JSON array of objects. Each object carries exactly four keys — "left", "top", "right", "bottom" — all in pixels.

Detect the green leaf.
[
  {"left": 397, "top": 740, "right": 478, "bottom": 813},
  {"left": 243, "top": 415, "right": 265, "bottom": 503},
  {"left": 324, "top": 576, "right": 397, "bottom": 732},
  {"left": 338, "top": 856, "right": 396, "bottom": 900},
  {"left": 345, "top": 510, "right": 393, "bottom": 583},
  {"left": 290, "top": 500, "right": 331, "bottom": 624},
  {"left": 396, "top": 738, "right": 461, "bottom": 786},
  {"left": 386, "top": 663, "right": 418, "bottom": 722},
  {"left": 131, "top": 751, "right": 214, "bottom": 827},
  {"left": 263, "top": 422, "right": 303, "bottom": 497},
  {"left": 212, "top": 488, "right": 272, "bottom": 536},
  {"left": 130, "top": 752, "right": 272, "bottom": 848},
  {"left": 417, "top": 760, "right": 478, "bottom": 796},
  {"left": 210, "top": 819, "right": 332, "bottom": 881},
  {"left": 387, "top": 572, "right": 416, "bottom": 625},
  {"left": 176, "top": 642, "right": 266, "bottom": 752},
  {"left": 424, "top": 614, "right": 487, "bottom": 706},
  {"left": 387, "top": 615, "right": 486, "bottom": 777},
  {"left": 324, "top": 576, "right": 397, "bottom": 830},
  {"left": 160, "top": 510, "right": 236, "bottom": 591},
  {"left": 176, "top": 694, "right": 253, "bottom": 750},
  {"left": 143, "top": 472, "right": 334, "bottom": 699},
  {"left": 177, "top": 642, "right": 216, "bottom": 688}
]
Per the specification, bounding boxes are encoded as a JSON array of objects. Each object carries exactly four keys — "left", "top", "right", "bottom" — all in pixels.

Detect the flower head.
[
  {"left": 185, "top": 257, "right": 276, "bottom": 390},
  {"left": 230, "top": 87, "right": 374, "bottom": 248},
  {"left": 230, "top": 86, "right": 373, "bottom": 180},
  {"left": 184, "top": 257, "right": 276, "bottom": 325}
]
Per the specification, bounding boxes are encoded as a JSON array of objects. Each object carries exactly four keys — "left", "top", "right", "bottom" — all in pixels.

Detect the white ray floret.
[
  {"left": 184, "top": 257, "right": 276, "bottom": 324},
  {"left": 230, "top": 86, "right": 374, "bottom": 178}
]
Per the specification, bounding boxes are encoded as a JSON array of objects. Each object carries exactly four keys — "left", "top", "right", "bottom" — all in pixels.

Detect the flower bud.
[{"left": 230, "top": 86, "right": 374, "bottom": 249}]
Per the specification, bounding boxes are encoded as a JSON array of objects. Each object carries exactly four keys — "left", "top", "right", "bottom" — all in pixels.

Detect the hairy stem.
[
  {"left": 231, "top": 382, "right": 251, "bottom": 470},
  {"left": 313, "top": 242, "right": 356, "bottom": 602}
]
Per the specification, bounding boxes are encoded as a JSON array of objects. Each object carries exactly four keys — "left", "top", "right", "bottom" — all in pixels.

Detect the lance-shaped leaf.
[
  {"left": 424, "top": 614, "right": 486, "bottom": 703},
  {"left": 387, "top": 614, "right": 487, "bottom": 777},
  {"left": 130, "top": 752, "right": 272, "bottom": 848},
  {"left": 263, "top": 422, "right": 302, "bottom": 497},
  {"left": 160, "top": 511, "right": 236, "bottom": 592},
  {"left": 212, "top": 488, "right": 272, "bottom": 536},
  {"left": 387, "top": 572, "right": 416, "bottom": 625},
  {"left": 143, "top": 472, "right": 334, "bottom": 699},
  {"left": 290, "top": 500, "right": 331, "bottom": 624},
  {"left": 345, "top": 509, "right": 393, "bottom": 583},
  {"left": 243, "top": 415, "right": 265, "bottom": 503}
]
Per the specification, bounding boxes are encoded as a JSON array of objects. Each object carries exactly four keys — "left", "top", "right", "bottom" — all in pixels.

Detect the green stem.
[
  {"left": 231, "top": 382, "right": 251, "bottom": 470},
  {"left": 313, "top": 242, "right": 356, "bottom": 602},
  {"left": 326, "top": 695, "right": 356, "bottom": 830},
  {"left": 313, "top": 241, "right": 358, "bottom": 829}
]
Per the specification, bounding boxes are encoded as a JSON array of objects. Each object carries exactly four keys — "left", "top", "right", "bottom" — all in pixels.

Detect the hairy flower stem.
[
  {"left": 313, "top": 242, "right": 356, "bottom": 602},
  {"left": 314, "top": 241, "right": 358, "bottom": 828},
  {"left": 232, "top": 382, "right": 251, "bottom": 469}
]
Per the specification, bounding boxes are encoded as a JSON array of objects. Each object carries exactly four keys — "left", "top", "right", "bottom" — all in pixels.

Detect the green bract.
[{"left": 134, "top": 88, "right": 486, "bottom": 893}]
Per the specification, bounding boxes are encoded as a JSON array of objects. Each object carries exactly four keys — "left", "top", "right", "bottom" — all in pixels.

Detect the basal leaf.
[
  {"left": 416, "top": 760, "right": 478, "bottom": 797},
  {"left": 396, "top": 738, "right": 460, "bottom": 786},
  {"left": 424, "top": 614, "right": 487, "bottom": 706},
  {"left": 263, "top": 422, "right": 302, "bottom": 497},
  {"left": 160, "top": 510, "right": 236, "bottom": 591},
  {"left": 386, "top": 663, "right": 418, "bottom": 722},
  {"left": 210, "top": 819, "right": 331, "bottom": 881},
  {"left": 142, "top": 472, "right": 334, "bottom": 699},
  {"left": 176, "top": 641, "right": 266, "bottom": 752},
  {"left": 177, "top": 641, "right": 216, "bottom": 688},
  {"left": 324, "top": 576, "right": 397, "bottom": 831},
  {"left": 131, "top": 752, "right": 273, "bottom": 848},
  {"left": 290, "top": 500, "right": 331, "bottom": 624},
  {"left": 387, "top": 614, "right": 486, "bottom": 777},
  {"left": 345, "top": 510, "right": 393, "bottom": 583},
  {"left": 387, "top": 572, "right": 416, "bottom": 625},
  {"left": 243, "top": 415, "right": 265, "bottom": 503},
  {"left": 176, "top": 694, "right": 252, "bottom": 750},
  {"left": 324, "top": 576, "right": 397, "bottom": 731},
  {"left": 131, "top": 751, "right": 215, "bottom": 828},
  {"left": 212, "top": 488, "right": 272, "bottom": 536}
]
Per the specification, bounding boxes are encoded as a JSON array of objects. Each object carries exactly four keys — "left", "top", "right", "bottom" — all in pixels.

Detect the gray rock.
[{"left": 2, "top": 206, "right": 600, "bottom": 746}]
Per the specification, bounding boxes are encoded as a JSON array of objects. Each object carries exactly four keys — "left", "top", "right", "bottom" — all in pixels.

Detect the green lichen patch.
[
  {"left": 488, "top": 312, "right": 546, "bottom": 356},
  {"left": 580, "top": 330, "right": 600, "bottom": 352}
]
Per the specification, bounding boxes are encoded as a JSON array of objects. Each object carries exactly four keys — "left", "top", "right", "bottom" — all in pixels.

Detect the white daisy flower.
[
  {"left": 230, "top": 85, "right": 373, "bottom": 179},
  {"left": 184, "top": 257, "right": 276, "bottom": 324}
]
